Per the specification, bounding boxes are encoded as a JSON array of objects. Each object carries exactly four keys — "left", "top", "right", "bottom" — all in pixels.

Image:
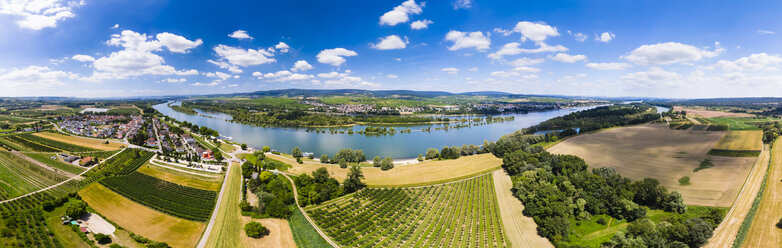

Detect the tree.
[
  {"left": 373, "top": 156, "right": 382, "bottom": 167},
  {"left": 320, "top": 154, "right": 329, "bottom": 163},
  {"left": 296, "top": 157, "right": 303, "bottom": 164},
  {"left": 417, "top": 153, "right": 424, "bottom": 162},
  {"left": 241, "top": 143, "right": 247, "bottom": 150},
  {"left": 352, "top": 149, "right": 366, "bottom": 162},
  {"left": 425, "top": 148, "right": 439, "bottom": 160},
  {"left": 262, "top": 146, "right": 270, "bottom": 153},
  {"left": 776, "top": 217, "right": 782, "bottom": 229},
  {"left": 662, "top": 191, "right": 686, "bottom": 214},
  {"left": 244, "top": 221, "right": 270, "bottom": 238},
  {"left": 239, "top": 201, "right": 252, "bottom": 211},
  {"left": 65, "top": 201, "right": 87, "bottom": 218},
  {"left": 94, "top": 233, "right": 112, "bottom": 244},
  {"left": 343, "top": 165, "right": 365, "bottom": 193},
  {"left": 312, "top": 167, "right": 329, "bottom": 183},
  {"left": 685, "top": 218, "right": 712, "bottom": 248},
  {"left": 380, "top": 157, "right": 394, "bottom": 171},
  {"left": 292, "top": 147, "right": 303, "bottom": 158},
  {"left": 339, "top": 159, "right": 347, "bottom": 169},
  {"left": 213, "top": 150, "right": 223, "bottom": 162}
]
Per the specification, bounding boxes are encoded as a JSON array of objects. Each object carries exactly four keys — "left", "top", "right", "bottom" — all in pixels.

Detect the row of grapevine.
[
  {"left": 18, "top": 133, "right": 97, "bottom": 153},
  {"left": 99, "top": 172, "right": 217, "bottom": 221},
  {"left": 0, "top": 135, "right": 59, "bottom": 152},
  {"left": 306, "top": 174, "right": 507, "bottom": 248}
]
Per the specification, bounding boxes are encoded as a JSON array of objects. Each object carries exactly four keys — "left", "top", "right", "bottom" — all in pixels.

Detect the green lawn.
[
  {"left": 203, "top": 163, "right": 240, "bottom": 247},
  {"left": 44, "top": 198, "right": 93, "bottom": 248},
  {"left": 706, "top": 117, "right": 776, "bottom": 130},
  {"left": 289, "top": 207, "right": 332, "bottom": 248}
]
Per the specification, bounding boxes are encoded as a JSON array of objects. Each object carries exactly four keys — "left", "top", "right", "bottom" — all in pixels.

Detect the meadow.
[{"left": 0, "top": 152, "right": 66, "bottom": 199}]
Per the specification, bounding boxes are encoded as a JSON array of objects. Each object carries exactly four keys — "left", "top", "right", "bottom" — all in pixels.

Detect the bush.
[
  {"left": 109, "top": 244, "right": 125, "bottom": 248},
  {"left": 777, "top": 217, "right": 782, "bottom": 229},
  {"left": 65, "top": 201, "right": 87, "bottom": 218},
  {"left": 596, "top": 218, "right": 606, "bottom": 225},
  {"left": 339, "top": 159, "right": 347, "bottom": 169},
  {"left": 380, "top": 157, "right": 394, "bottom": 171},
  {"left": 262, "top": 146, "right": 270, "bottom": 153},
  {"left": 320, "top": 154, "right": 329, "bottom": 163},
  {"left": 94, "top": 233, "right": 112, "bottom": 244},
  {"left": 296, "top": 157, "right": 303, "bottom": 164},
  {"left": 244, "top": 221, "right": 270, "bottom": 238},
  {"left": 239, "top": 201, "right": 252, "bottom": 211}
]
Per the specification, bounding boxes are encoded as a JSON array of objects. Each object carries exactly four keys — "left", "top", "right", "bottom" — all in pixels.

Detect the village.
[{"left": 58, "top": 115, "right": 144, "bottom": 139}]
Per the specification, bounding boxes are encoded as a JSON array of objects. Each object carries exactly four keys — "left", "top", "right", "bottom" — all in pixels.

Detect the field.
[
  {"left": 0, "top": 114, "right": 33, "bottom": 123},
  {"left": 21, "top": 152, "right": 86, "bottom": 174},
  {"left": 674, "top": 106, "right": 754, "bottom": 118},
  {"left": 79, "top": 183, "right": 205, "bottom": 248},
  {"left": 0, "top": 152, "right": 66, "bottom": 199},
  {"left": 274, "top": 153, "right": 502, "bottom": 187},
  {"left": 742, "top": 138, "right": 782, "bottom": 247},
  {"left": 137, "top": 162, "right": 222, "bottom": 191},
  {"left": 492, "top": 170, "right": 552, "bottom": 248},
  {"left": 18, "top": 133, "right": 97, "bottom": 152},
  {"left": 33, "top": 132, "right": 125, "bottom": 150},
  {"left": 203, "top": 162, "right": 241, "bottom": 248},
  {"left": 306, "top": 173, "right": 507, "bottom": 247},
  {"left": 289, "top": 207, "right": 332, "bottom": 248},
  {"left": 707, "top": 117, "right": 775, "bottom": 130},
  {"left": 712, "top": 130, "right": 763, "bottom": 151},
  {"left": 242, "top": 218, "right": 295, "bottom": 248},
  {"left": 99, "top": 171, "right": 217, "bottom": 221},
  {"left": 548, "top": 124, "right": 757, "bottom": 207},
  {"left": 0, "top": 134, "right": 59, "bottom": 152}
]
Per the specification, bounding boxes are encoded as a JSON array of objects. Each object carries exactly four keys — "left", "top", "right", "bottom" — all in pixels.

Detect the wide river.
[{"left": 154, "top": 102, "right": 611, "bottom": 159}]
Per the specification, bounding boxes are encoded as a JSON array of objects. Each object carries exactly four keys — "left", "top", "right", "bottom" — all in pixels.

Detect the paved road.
[{"left": 195, "top": 161, "right": 233, "bottom": 248}]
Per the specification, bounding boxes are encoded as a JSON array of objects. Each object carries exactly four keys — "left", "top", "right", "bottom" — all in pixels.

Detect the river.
[{"left": 154, "top": 102, "right": 605, "bottom": 159}]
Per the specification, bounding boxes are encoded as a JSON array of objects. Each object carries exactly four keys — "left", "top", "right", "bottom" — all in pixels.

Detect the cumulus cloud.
[
  {"left": 487, "top": 42, "right": 566, "bottom": 60},
  {"left": 274, "top": 42, "right": 291, "bottom": 53},
  {"left": 441, "top": 67, "right": 459, "bottom": 75},
  {"left": 156, "top": 32, "right": 203, "bottom": 53},
  {"left": 514, "top": 21, "right": 559, "bottom": 44},
  {"left": 371, "top": 35, "right": 408, "bottom": 50},
  {"left": 228, "top": 30, "right": 253, "bottom": 39},
  {"left": 586, "top": 62, "right": 632, "bottom": 70},
  {"left": 291, "top": 60, "right": 314, "bottom": 72},
  {"left": 255, "top": 70, "right": 314, "bottom": 82},
  {"left": 550, "top": 53, "right": 587, "bottom": 63},
  {"left": 71, "top": 54, "right": 95, "bottom": 62},
  {"left": 573, "top": 32, "right": 587, "bottom": 42},
  {"left": 205, "top": 71, "right": 232, "bottom": 80},
  {"left": 453, "top": 0, "right": 471, "bottom": 9},
  {"left": 508, "top": 57, "right": 544, "bottom": 67},
  {"left": 444, "top": 31, "right": 490, "bottom": 51},
  {"left": 468, "top": 67, "right": 479, "bottom": 72},
  {"left": 0, "top": 0, "right": 85, "bottom": 30},
  {"left": 191, "top": 81, "right": 218, "bottom": 86},
  {"left": 757, "top": 30, "right": 775, "bottom": 35},
  {"left": 596, "top": 32, "right": 615, "bottom": 42},
  {"left": 379, "top": 0, "right": 424, "bottom": 26},
  {"left": 621, "top": 67, "right": 681, "bottom": 85},
  {"left": 410, "top": 19, "right": 433, "bottom": 30},
  {"left": 212, "top": 44, "right": 275, "bottom": 68},
  {"left": 0, "top": 66, "right": 75, "bottom": 88},
  {"left": 207, "top": 60, "right": 243, "bottom": 74},
  {"left": 386, "top": 74, "right": 398, "bottom": 79},
  {"left": 715, "top": 53, "right": 782, "bottom": 71},
  {"left": 316, "top": 48, "right": 357, "bottom": 66},
  {"left": 622, "top": 42, "right": 724, "bottom": 65},
  {"left": 316, "top": 70, "right": 379, "bottom": 88},
  {"left": 161, "top": 78, "right": 186, "bottom": 83}
]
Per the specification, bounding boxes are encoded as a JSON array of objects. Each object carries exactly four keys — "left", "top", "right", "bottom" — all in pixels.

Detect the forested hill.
[
  {"left": 525, "top": 104, "right": 661, "bottom": 134},
  {"left": 200, "top": 88, "right": 572, "bottom": 99}
]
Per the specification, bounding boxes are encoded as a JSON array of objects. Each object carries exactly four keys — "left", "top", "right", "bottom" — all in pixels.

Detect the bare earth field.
[
  {"left": 674, "top": 106, "right": 754, "bottom": 118},
  {"left": 713, "top": 130, "right": 763, "bottom": 151},
  {"left": 241, "top": 218, "right": 295, "bottom": 248},
  {"left": 33, "top": 132, "right": 125, "bottom": 150},
  {"left": 79, "top": 184, "right": 205, "bottom": 248},
  {"left": 742, "top": 139, "right": 782, "bottom": 247},
  {"left": 273, "top": 153, "right": 502, "bottom": 186},
  {"left": 492, "top": 169, "right": 553, "bottom": 248},
  {"left": 548, "top": 124, "right": 757, "bottom": 207}
]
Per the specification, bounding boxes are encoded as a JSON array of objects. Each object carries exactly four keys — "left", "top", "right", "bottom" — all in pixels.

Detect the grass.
[
  {"left": 679, "top": 176, "right": 691, "bottom": 185},
  {"left": 79, "top": 183, "right": 205, "bottom": 248},
  {"left": 289, "top": 207, "right": 332, "bottom": 248},
  {"left": 22, "top": 152, "right": 86, "bottom": 174},
  {"left": 33, "top": 132, "right": 126, "bottom": 151},
  {"left": 713, "top": 131, "right": 763, "bottom": 151},
  {"left": 137, "top": 162, "right": 222, "bottom": 191},
  {"left": 43, "top": 198, "right": 92, "bottom": 248},
  {"left": 731, "top": 140, "right": 774, "bottom": 248},
  {"left": 706, "top": 117, "right": 775, "bottom": 130},
  {"left": 0, "top": 151, "right": 65, "bottom": 199},
  {"left": 707, "top": 149, "right": 762, "bottom": 157},
  {"left": 203, "top": 162, "right": 240, "bottom": 248},
  {"left": 566, "top": 215, "right": 628, "bottom": 247},
  {"left": 694, "top": 159, "right": 714, "bottom": 172}
]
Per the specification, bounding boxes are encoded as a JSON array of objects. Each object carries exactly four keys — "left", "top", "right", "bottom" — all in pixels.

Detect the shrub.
[
  {"left": 339, "top": 159, "right": 347, "bottom": 169},
  {"left": 94, "top": 233, "right": 112, "bottom": 244},
  {"left": 777, "top": 218, "right": 782, "bottom": 229},
  {"left": 109, "top": 244, "right": 125, "bottom": 248},
  {"left": 678, "top": 176, "right": 691, "bottom": 185},
  {"left": 262, "top": 146, "right": 270, "bottom": 153},
  {"left": 239, "top": 201, "right": 252, "bottom": 211},
  {"left": 596, "top": 218, "right": 606, "bottom": 225},
  {"left": 244, "top": 221, "right": 270, "bottom": 238},
  {"left": 65, "top": 201, "right": 87, "bottom": 218},
  {"left": 320, "top": 154, "right": 329, "bottom": 163}
]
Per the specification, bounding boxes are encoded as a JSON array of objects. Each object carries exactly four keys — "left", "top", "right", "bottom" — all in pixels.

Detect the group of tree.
[
  {"left": 242, "top": 169, "right": 295, "bottom": 218},
  {"left": 178, "top": 120, "right": 219, "bottom": 137},
  {"left": 325, "top": 148, "right": 366, "bottom": 168},
  {"left": 759, "top": 121, "right": 782, "bottom": 143},
  {"left": 244, "top": 221, "right": 270, "bottom": 238},
  {"left": 294, "top": 166, "right": 365, "bottom": 206},
  {"left": 525, "top": 104, "right": 661, "bottom": 136},
  {"left": 422, "top": 143, "right": 485, "bottom": 161},
  {"left": 488, "top": 131, "right": 719, "bottom": 247},
  {"left": 372, "top": 156, "right": 394, "bottom": 170}
]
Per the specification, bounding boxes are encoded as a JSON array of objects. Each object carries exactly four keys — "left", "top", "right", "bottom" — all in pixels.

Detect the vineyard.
[
  {"left": 82, "top": 149, "right": 153, "bottom": 178},
  {"left": 0, "top": 133, "right": 98, "bottom": 153},
  {"left": 0, "top": 135, "right": 59, "bottom": 152},
  {"left": 17, "top": 133, "right": 97, "bottom": 152},
  {"left": 99, "top": 172, "right": 217, "bottom": 221},
  {"left": 306, "top": 174, "right": 508, "bottom": 248},
  {"left": 0, "top": 152, "right": 67, "bottom": 200}
]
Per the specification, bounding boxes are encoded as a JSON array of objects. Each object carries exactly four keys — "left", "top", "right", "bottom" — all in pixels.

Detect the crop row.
[
  {"left": 0, "top": 135, "right": 59, "bottom": 152},
  {"left": 18, "top": 133, "right": 97, "bottom": 152},
  {"left": 307, "top": 174, "right": 507, "bottom": 248},
  {"left": 99, "top": 171, "right": 217, "bottom": 221}
]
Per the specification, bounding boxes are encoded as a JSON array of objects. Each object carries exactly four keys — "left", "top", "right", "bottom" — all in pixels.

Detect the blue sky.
[{"left": 0, "top": 0, "right": 781, "bottom": 98}]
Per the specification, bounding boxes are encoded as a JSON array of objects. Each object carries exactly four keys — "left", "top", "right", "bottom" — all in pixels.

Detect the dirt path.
[
  {"left": 743, "top": 139, "right": 782, "bottom": 247},
  {"left": 704, "top": 144, "right": 770, "bottom": 248},
  {"left": 11, "top": 151, "right": 78, "bottom": 178},
  {"left": 241, "top": 218, "right": 295, "bottom": 248},
  {"left": 196, "top": 162, "right": 234, "bottom": 248},
  {"left": 492, "top": 170, "right": 553, "bottom": 248}
]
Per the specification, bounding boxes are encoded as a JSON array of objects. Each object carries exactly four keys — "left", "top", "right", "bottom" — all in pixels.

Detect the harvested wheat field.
[
  {"left": 241, "top": 218, "right": 295, "bottom": 248},
  {"left": 548, "top": 124, "right": 757, "bottom": 207},
  {"left": 79, "top": 184, "right": 205, "bottom": 248},
  {"left": 674, "top": 106, "right": 754, "bottom": 118},
  {"left": 713, "top": 130, "right": 763, "bottom": 151},
  {"left": 33, "top": 132, "right": 125, "bottom": 150},
  {"left": 493, "top": 169, "right": 553, "bottom": 248},
  {"left": 742, "top": 138, "right": 782, "bottom": 247},
  {"left": 271, "top": 153, "right": 502, "bottom": 187}
]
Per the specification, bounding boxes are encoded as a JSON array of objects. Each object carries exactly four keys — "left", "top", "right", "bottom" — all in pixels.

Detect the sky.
[{"left": 0, "top": 0, "right": 781, "bottom": 98}]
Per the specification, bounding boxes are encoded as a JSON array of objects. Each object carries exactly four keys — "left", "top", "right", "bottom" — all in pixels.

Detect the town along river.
[{"left": 154, "top": 102, "right": 602, "bottom": 159}]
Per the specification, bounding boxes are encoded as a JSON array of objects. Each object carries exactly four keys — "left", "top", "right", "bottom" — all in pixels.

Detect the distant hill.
[{"left": 203, "top": 88, "right": 575, "bottom": 99}]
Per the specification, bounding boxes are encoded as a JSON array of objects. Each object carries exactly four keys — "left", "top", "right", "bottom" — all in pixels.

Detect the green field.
[
  {"left": 0, "top": 152, "right": 67, "bottom": 199},
  {"left": 306, "top": 173, "right": 507, "bottom": 247},
  {"left": 290, "top": 207, "right": 332, "bottom": 248},
  {"left": 706, "top": 117, "right": 776, "bottom": 130},
  {"left": 0, "top": 115, "right": 33, "bottom": 123},
  {"left": 22, "top": 152, "right": 86, "bottom": 174},
  {"left": 230, "top": 97, "right": 309, "bottom": 109}
]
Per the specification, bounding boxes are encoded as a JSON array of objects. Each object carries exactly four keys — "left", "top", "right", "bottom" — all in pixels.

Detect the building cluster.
[
  {"left": 299, "top": 100, "right": 424, "bottom": 114},
  {"left": 60, "top": 115, "right": 143, "bottom": 139}
]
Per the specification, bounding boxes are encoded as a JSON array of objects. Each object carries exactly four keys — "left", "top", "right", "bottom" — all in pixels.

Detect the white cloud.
[
  {"left": 0, "top": 0, "right": 85, "bottom": 30},
  {"left": 212, "top": 44, "right": 275, "bottom": 67},
  {"left": 550, "top": 53, "right": 587, "bottom": 63},
  {"left": 493, "top": 28, "right": 513, "bottom": 36},
  {"left": 228, "top": 30, "right": 253, "bottom": 39},
  {"left": 205, "top": 71, "right": 232, "bottom": 80},
  {"left": 487, "top": 42, "right": 566, "bottom": 60},
  {"left": 291, "top": 60, "right": 314, "bottom": 72},
  {"left": 621, "top": 67, "right": 681, "bottom": 85},
  {"left": 386, "top": 74, "right": 398, "bottom": 79},
  {"left": 514, "top": 21, "right": 559, "bottom": 44},
  {"left": 316, "top": 70, "right": 379, "bottom": 88},
  {"left": 757, "top": 30, "right": 775, "bottom": 35},
  {"left": 622, "top": 42, "right": 724, "bottom": 65},
  {"left": 453, "top": 0, "right": 471, "bottom": 9},
  {"left": 468, "top": 67, "right": 479, "bottom": 72},
  {"left": 207, "top": 60, "right": 243, "bottom": 74},
  {"left": 371, "top": 35, "right": 408, "bottom": 50},
  {"left": 573, "top": 32, "right": 587, "bottom": 42},
  {"left": 586, "top": 62, "right": 632, "bottom": 70},
  {"left": 715, "top": 53, "right": 782, "bottom": 71},
  {"left": 379, "top": 0, "right": 424, "bottom": 26},
  {"left": 441, "top": 67, "right": 459, "bottom": 75},
  {"left": 161, "top": 78, "right": 186, "bottom": 83},
  {"left": 71, "top": 54, "right": 95, "bottom": 62},
  {"left": 490, "top": 66, "right": 540, "bottom": 78},
  {"left": 444, "top": 31, "right": 490, "bottom": 51},
  {"left": 512, "top": 66, "right": 541, "bottom": 73},
  {"left": 256, "top": 70, "right": 314, "bottom": 82},
  {"left": 316, "top": 48, "right": 357, "bottom": 66},
  {"left": 410, "top": 19, "right": 433, "bottom": 30},
  {"left": 156, "top": 32, "right": 203, "bottom": 53},
  {"left": 596, "top": 32, "right": 615, "bottom": 42},
  {"left": 274, "top": 42, "right": 291, "bottom": 53},
  {"left": 0, "top": 66, "right": 75, "bottom": 88},
  {"left": 191, "top": 81, "right": 218, "bottom": 86},
  {"left": 111, "top": 24, "right": 119, "bottom": 29},
  {"left": 508, "top": 57, "right": 544, "bottom": 67}
]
